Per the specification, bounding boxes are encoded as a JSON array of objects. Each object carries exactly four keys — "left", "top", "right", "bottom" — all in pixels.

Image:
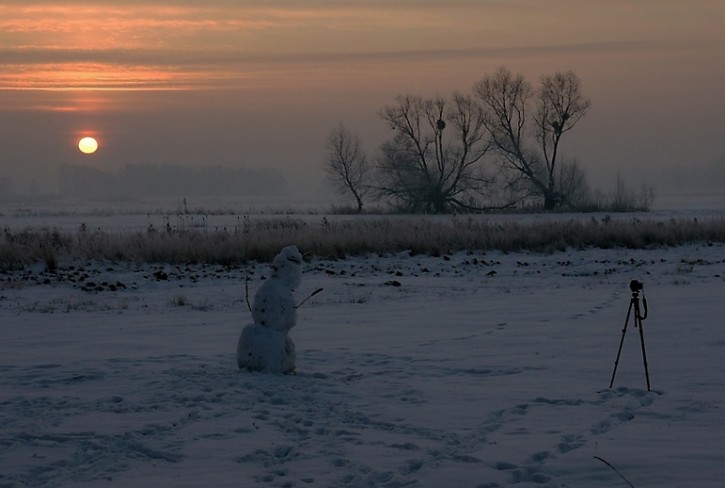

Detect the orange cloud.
[
  {"left": 0, "top": 60, "right": 252, "bottom": 92},
  {"left": 0, "top": 4, "right": 264, "bottom": 50},
  {"left": 2, "top": 1, "right": 722, "bottom": 99},
  {"left": 0, "top": 3, "right": 264, "bottom": 93}
]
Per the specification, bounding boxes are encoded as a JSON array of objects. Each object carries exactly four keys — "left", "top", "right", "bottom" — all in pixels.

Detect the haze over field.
[{"left": 1, "top": 1, "right": 724, "bottom": 208}]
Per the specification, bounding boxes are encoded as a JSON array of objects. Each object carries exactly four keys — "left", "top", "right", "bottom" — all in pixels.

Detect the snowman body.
[
  {"left": 251, "top": 279, "right": 296, "bottom": 333},
  {"left": 236, "top": 324, "right": 296, "bottom": 373}
]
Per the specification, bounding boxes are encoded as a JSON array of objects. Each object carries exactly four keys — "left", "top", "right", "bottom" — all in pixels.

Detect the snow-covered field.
[{"left": 1, "top": 234, "right": 724, "bottom": 487}]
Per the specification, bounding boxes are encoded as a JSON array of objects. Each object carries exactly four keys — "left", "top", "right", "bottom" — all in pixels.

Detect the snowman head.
[{"left": 271, "top": 245, "right": 303, "bottom": 289}]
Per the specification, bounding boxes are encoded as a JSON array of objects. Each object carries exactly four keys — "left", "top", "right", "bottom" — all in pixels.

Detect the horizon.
[{"left": 1, "top": 1, "right": 724, "bottom": 209}]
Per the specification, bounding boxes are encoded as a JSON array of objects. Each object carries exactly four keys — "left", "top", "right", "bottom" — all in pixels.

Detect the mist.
[
  {"left": 1, "top": 2, "right": 724, "bottom": 211},
  {"left": 57, "top": 163, "right": 288, "bottom": 199}
]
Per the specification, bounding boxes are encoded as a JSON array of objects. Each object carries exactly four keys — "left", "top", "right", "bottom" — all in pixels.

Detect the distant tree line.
[
  {"left": 58, "top": 163, "right": 288, "bottom": 199},
  {"left": 0, "top": 176, "right": 13, "bottom": 198},
  {"left": 325, "top": 66, "right": 653, "bottom": 213}
]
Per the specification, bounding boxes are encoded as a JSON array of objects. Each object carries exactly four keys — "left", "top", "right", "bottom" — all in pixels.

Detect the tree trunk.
[{"left": 543, "top": 190, "right": 564, "bottom": 210}]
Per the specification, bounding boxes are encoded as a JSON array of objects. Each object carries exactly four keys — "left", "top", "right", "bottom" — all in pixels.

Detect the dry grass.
[{"left": 2, "top": 216, "right": 724, "bottom": 268}]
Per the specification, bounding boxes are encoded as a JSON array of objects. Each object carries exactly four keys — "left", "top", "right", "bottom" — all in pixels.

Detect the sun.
[{"left": 78, "top": 136, "right": 99, "bottom": 154}]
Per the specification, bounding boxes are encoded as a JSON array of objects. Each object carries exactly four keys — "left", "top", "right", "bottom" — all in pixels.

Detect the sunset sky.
[{"left": 1, "top": 1, "right": 723, "bottom": 204}]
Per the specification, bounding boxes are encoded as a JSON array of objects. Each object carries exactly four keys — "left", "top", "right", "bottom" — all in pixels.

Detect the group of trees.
[{"left": 325, "top": 66, "right": 609, "bottom": 213}]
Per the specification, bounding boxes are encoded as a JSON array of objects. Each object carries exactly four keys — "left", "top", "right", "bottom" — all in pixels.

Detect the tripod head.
[
  {"left": 629, "top": 279, "right": 648, "bottom": 320},
  {"left": 629, "top": 279, "right": 644, "bottom": 298}
]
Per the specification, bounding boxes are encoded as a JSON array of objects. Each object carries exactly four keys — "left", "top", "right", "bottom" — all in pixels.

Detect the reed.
[{"left": 2, "top": 216, "right": 723, "bottom": 268}]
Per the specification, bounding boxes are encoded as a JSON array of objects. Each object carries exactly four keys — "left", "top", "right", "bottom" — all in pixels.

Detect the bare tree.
[
  {"left": 324, "top": 123, "right": 371, "bottom": 212},
  {"left": 609, "top": 173, "right": 655, "bottom": 212},
  {"left": 474, "top": 67, "right": 590, "bottom": 209},
  {"left": 556, "top": 159, "right": 590, "bottom": 208},
  {"left": 376, "top": 93, "right": 492, "bottom": 213},
  {"left": 535, "top": 71, "right": 591, "bottom": 206}
]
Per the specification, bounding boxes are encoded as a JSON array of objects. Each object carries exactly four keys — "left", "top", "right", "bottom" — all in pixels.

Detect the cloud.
[
  {"left": 1, "top": 1, "right": 721, "bottom": 94},
  {"left": 0, "top": 38, "right": 706, "bottom": 93}
]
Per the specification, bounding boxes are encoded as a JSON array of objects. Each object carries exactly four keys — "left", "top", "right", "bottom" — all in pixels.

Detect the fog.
[
  {"left": 1, "top": 1, "right": 724, "bottom": 211},
  {"left": 57, "top": 164, "right": 288, "bottom": 199},
  {"left": 2, "top": 74, "right": 723, "bottom": 211}
]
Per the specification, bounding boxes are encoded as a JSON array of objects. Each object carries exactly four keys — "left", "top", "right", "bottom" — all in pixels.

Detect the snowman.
[{"left": 237, "top": 245, "right": 303, "bottom": 373}]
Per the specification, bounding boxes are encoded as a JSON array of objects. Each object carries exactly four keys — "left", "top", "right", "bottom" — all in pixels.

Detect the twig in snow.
[
  {"left": 244, "top": 272, "right": 252, "bottom": 312},
  {"left": 295, "top": 288, "right": 323, "bottom": 309},
  {"left": 593, "top": 456, "right": 638, "bottom": 488}
]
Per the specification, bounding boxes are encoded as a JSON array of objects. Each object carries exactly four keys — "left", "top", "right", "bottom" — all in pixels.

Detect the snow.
[{"left": 1, "top": 240, "right": 724, "bottom": 487}]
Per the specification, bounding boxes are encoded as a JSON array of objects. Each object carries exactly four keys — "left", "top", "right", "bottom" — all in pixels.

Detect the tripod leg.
[
  {"left": 609, "top": 300, "right": 633, "bottom": 389},
  {"left": 635, "top": 305, "right": 651, "bottom": 391}
]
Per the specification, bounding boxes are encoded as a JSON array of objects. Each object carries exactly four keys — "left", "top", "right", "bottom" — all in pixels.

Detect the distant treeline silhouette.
[{"left": 58, "top": 163, "right": 288, "bottom": 198}]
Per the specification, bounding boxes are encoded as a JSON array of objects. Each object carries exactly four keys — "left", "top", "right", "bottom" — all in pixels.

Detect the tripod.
[{"left": 609, "top": 280, "right": 651, "bottom": 391}]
